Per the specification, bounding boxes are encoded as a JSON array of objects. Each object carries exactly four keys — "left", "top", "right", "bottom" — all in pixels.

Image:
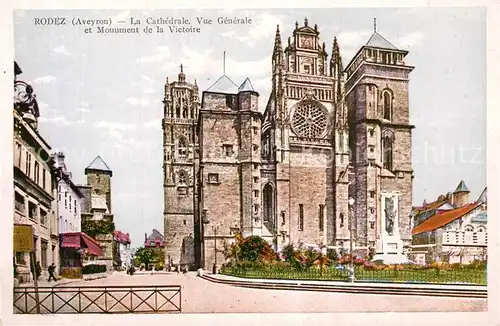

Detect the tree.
[{"left": 134, "top": 247, "right": 157, "bottom": 267}]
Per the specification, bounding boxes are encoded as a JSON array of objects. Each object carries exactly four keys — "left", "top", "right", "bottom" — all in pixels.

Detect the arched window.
[
  {"left": 476, "top": 226, "right": 485, "bottom": 233},
  {"left": 178, "top": 137, "right": 187, "bottom": 157},
  {"left": 382, "top": 91, "right": 392, "bottom": 121},
  {"left": 464, "top": 225, "right": 474, "bottom": 232},
  {"left": 382, "top": 133, "right": 394, "bottom": 171}
]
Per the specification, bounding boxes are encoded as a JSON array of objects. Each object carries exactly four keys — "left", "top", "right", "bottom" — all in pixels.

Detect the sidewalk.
[{"left": 17, "top": 277, "right": 78, "bottom": 288}]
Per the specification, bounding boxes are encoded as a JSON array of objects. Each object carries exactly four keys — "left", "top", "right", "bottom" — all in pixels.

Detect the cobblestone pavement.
[{"left": 38, "top": 272, "right": 487, "bottom": 313}]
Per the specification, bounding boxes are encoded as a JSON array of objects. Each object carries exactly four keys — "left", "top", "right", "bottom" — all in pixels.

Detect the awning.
[
  {"left": 81, "top": 233, "right": 102, "bottom": 256},
  {"left": 60, "top": 233, "right": 82, "bottom": 248}
]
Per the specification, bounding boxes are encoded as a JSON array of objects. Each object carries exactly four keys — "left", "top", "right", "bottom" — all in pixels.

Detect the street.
[{"left": 15, "top": 272, "right": 487, "bottom": 313}]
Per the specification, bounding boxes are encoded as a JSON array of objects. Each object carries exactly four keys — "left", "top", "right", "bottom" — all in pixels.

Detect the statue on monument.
[{"left": 384, "top": 196, "right": 397, "bottom": 236}]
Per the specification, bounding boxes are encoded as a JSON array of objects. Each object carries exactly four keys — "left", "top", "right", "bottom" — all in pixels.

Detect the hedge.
[{"left": 82, "top": 264, "right": 107, "bottom": 275}]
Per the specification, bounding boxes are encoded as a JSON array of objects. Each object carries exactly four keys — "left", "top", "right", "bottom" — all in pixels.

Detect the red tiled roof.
[
  {"left": 412, "top": 202, "right": 482, "bottom": 235},
  {"left": 413, "top": 199, "right": 448, "bottom": 215},
  {"left": 114, "top": 230, "right": 131, "bottom": 244}
]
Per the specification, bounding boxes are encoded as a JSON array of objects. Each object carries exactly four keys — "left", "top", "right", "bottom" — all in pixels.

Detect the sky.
[{"left": 13, "top": 8, "right": 486, "bottom": 248}]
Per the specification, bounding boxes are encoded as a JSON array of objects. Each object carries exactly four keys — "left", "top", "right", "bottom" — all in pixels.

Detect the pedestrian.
[
  {"left": 35, "top": 261, "right": 41, "bottom": 280},
  {"left": 176, "top": 265, "right": 180, "bottom": 275},
  {"left": 47, "top": 263, "right": 57, "bottom": 282}
]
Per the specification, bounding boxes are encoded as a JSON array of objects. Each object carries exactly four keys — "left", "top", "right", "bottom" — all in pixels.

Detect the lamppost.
[
  {"left": 347, "top": 197, "right": 355, "bottom": 282},
  {"left": 212, "top": 225, "right": 219, "bottom": 274}
]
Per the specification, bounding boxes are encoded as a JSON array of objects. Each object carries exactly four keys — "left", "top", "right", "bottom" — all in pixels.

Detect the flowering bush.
[{"left": 227, "top": 234, "right": 276, "bottom": 263}]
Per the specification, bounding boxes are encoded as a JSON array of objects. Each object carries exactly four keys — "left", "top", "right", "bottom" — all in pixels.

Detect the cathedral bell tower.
[
  {"left": 345, "top": 20, "right": 414, "bottom": 263},
  {"left": 163, "top": 64, "right": 200, "bottom": 268}
]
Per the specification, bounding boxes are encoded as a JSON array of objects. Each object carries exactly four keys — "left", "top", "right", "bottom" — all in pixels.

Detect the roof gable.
[
  {"left": 365, "top": 32, "right": 398, "bottom": 50},
  {"left": 207, "top": 75, "right": 238, "bottom": 94},
  {"left": 86, "top": 155, "right": 111, "bottom": 172}
]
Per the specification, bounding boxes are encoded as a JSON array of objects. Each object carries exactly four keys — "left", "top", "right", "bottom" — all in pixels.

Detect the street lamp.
[
  {"left": 347, "top": 197, "right": 355, "bottom": 282},
  {"left": 212, "top": 225, "right": 219, "bottom": 274}
]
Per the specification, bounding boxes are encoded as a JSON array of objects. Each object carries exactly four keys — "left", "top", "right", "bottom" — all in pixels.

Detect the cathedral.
[{"left": 163, "top": 19, "right": 414, "bottom": 269}]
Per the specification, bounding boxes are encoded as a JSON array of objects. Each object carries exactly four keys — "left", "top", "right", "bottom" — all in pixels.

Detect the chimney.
[{"left": 145, "top": 232, "right": 147, "bottom": 242}]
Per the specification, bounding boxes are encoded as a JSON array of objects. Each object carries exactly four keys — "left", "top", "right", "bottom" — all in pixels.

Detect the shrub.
[
  {"left": 281, "top": 244, "right": 295, "bottom": 263},
  {"left": 466, "top": 260, "right": 487, "bottom": 270},
  {"left": 82, "top": 264, "right": 107, "bottom": 275},
  {"left": 229, "top": 234, "right": 276, "bottom": 263},
  {"left": 326, "top": 249, "right": 339, "bottom": 264}
]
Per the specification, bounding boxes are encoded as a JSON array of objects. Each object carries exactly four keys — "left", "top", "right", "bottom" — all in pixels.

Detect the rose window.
[{"left": 291, "top": 101, "right": 328, "bottom": 138}]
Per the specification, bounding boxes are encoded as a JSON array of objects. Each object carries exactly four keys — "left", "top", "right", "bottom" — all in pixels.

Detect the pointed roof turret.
[
  {"left": 207, "top": 75, "right": 239, "bottom": 94},
  {"left": 85, "top": 155, "right": 112, "bottom": 176},
  {"left": 453, "top": 180, "right": 470, "bottom": 193},
  {"left": 477, "top": 187, "right": 487, "bottom": 203},
  {"left": 238, "top": 77, "right": 255, "bottom": 93},
  {"left": 365, "top": 31, "right": 398, "bottom": 50}
]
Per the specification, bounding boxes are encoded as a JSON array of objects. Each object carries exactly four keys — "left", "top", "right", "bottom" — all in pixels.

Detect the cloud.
[
  {"left": 161, "top": 48, "right": 271, "bottom": 79},
  {"left": 32, "top": 75, "right": 56, "bottom": 84},
  {"left": 142, "top": 76, "right": 155, "bottom": 84},
  {"left": 221, "top": 31, "right": 236, "bottom": 38},
  {"left": 221, "top": 12, "right": 284, "bottom": 47},
  {"left": 144, "top": 88, "right": 155, "bottom": 94},
  {"left": 37, "top": 101, "right": 59, "bottom": 114},
  {"left": 125, "top": 97, "right": 149, "bottom": 106},
  {"left": 53, "top": 45, "right": 71, "bottom": 56},
  {"left": 337, "top": 31, "right": 371, "bottom": 48},
  {"left": 336, "top": 30, "right": 372, "bottom": 61},
  {"left": 94, "top": 120, "right": 138, "bottom": 148},
  {"left": 138, "top": 46, "right": 171, "bottom": 63},
  {"left": 398, "top": 32, "right": 424, "bottom": 49},
  {"left": 76, "top": 101, "right": 91, "bottom": 112},
  {"left": 39, "top": 115, "right": 84, "bottom": 126},
  {"left": 143, "top": 119, "right": 162, "bottom": 129},
  {"left": 94, "top": 121, "right": 136, "bottom": 131}
]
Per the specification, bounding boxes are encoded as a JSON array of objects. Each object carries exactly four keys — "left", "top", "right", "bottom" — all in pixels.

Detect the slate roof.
[
  {"left": 454, "top": 180, "right": 470, "bottom": 193},
  {"left": 144, "top": 229, "right": 165, "bottom": 247},
  {"left": 86, "top": 155, "right": 112, "bottom": 172},
  {"left": 365, "top": 32, "right": 398, "bottom": 50},
  {"left": 412, "top": 202, "right": 482, "bottom": 235},
  {"left": 207, "top": 75, "right": 239, "bottom": 94},
  {"left": 471, "top": 212, "right": 487, "bottom": 223},
  {"left": 477, "top": 187, "right": 487, "bottom": 203},
  {"left": 238, "top": 77, "right": 255, "bottom": 92}
]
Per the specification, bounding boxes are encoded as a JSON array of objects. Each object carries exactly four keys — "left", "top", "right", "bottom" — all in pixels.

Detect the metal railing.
[
  {"left": 13, "top": 285, "right": 181, "bottom": 314},
  {"left": 221, "top": 265, "right": 487, "bottom": 285}
]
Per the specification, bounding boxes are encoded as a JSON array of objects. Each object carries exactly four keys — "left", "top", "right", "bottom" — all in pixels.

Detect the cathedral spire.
[
  {"left": 330, "top": 37, "right": 343, "bottom": 77},
  {"left": 178, "top": 63, "right": 185, "bottom": 83},
  {"left": 272, "top": 25, "right": 284, "bottom": 66}
]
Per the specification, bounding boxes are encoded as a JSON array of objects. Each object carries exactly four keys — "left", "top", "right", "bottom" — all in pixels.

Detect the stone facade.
[
  {"left": 163, "top": 19, "right": 414, "bottom": 269},
  {"left": 13, "top": 65, "right": 59, "bottom": 282}
]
